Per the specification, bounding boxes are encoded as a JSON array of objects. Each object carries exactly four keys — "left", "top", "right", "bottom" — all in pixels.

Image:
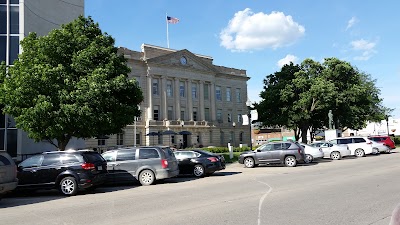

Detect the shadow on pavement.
[{"left": 0, "top": 184, "right": 136, "bottom": 209}]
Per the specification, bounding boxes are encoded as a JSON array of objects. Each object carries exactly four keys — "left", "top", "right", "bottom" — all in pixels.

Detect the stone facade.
[{"left": 85, "top": 44, "right": 251, "bottom": 151}]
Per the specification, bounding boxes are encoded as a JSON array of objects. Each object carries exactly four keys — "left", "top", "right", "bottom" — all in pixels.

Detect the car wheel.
[
  {"left": 139, "top": 170, "right": 155, "bottom": 186},
  {"left": 284, "top": 156, "right": 297, "bottom": 167},
  {"left": 305, "top": 154, "right": 313, "bottom": 163},
  {"left": 355, "top": 148, "right": 365, "bottom": 157},
  {"left": 193, "top": 164, "right": 205, "bottom": 177},
  {"left": 244, "top": 157, "right": 255, "bottom": 168},
  {"left": 59, "top": 176, "right": 78, "bottom": 196},
  {"left": 330, "top": 151, "right": 341, "bottom": 160}
]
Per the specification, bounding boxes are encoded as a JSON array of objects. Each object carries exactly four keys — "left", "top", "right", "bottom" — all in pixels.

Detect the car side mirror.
[{"left": 256, "top": 150, "right": 261, "bottom": 152}]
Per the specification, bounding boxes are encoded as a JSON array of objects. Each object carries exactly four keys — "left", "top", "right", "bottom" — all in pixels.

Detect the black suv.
[{"left": 17, "top": 150, "right": 107, "bottom": 196}]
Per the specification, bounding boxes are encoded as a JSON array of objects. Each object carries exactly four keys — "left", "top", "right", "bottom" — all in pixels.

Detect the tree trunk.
[
  {"left": 57, "top": 136, "right": 71, "bottom": 151},
  {"left": 294, "top": 127, "right": 300, "bottom": 141},
  {"left": 301, "top": 126, "right": 308, "bottom": 144}
]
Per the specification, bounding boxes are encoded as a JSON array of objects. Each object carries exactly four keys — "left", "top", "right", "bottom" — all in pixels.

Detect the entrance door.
[{"left": 183, "top": 135, "right": 188, "bottom": 148}]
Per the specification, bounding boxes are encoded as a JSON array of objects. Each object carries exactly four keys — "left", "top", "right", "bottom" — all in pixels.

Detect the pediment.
[{"left": 146, "top": 49, "right": 217, "bottom": 73}]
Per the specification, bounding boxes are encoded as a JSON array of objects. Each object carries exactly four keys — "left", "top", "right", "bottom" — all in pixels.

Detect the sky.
[{"left": 85, "top": 0, "right": 400, "bottom": 118}]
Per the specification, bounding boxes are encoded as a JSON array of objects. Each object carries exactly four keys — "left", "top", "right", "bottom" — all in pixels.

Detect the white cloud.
[
  {"left": 277, "top": 54, "right": 299, "bottom": 67},
  {"left": 346, "top": 16, "right": 359, "bottom": 30},
  {"left": 350, "top": 39, "right": 377, "bottom": 61},
  {"left": 220, "top": 8, "right": 305, "bottom": 51}
]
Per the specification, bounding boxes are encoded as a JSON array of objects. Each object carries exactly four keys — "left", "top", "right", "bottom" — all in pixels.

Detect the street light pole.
[
  {"left": 232, "top": 122, "right": 236, "bottom": 147},
  {"left": 246, "top": 100, "right": 252, "bottom": 150},
  {"left": 133, "top": 116, "right": 137, "bottom": 147}
]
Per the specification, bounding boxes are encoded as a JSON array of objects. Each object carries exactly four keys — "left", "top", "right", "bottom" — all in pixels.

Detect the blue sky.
[{"left": 85, "top": 0, "right": 400, "bottom": 118}]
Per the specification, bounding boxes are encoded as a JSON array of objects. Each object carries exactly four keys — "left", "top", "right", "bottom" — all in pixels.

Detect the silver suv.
[
  {"left": 102, "top": 146, "right": 179, "bottom": 185},
  {"left": 239, "top": 141, "right": 306, "bottom": 167},
  {"left": 0, "top": 151, "right": 18, "bottom": 199}
]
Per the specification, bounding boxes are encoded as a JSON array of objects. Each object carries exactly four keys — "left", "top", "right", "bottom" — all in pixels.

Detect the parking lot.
[{"left": 1, "top": 149, "right": 400, "bottom": 225}]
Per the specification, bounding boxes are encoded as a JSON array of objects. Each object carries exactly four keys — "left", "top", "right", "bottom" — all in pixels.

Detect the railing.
[{"left": 147, "top": 120, "right": 214, "bottom": 127}]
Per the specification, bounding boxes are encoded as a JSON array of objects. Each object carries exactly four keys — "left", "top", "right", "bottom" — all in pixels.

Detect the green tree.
[
  {"left": 0, "top": 16, "right": 143, "bottom": 150},
  {"left": 255, "top": 58, "right": 383, "bottom": 143}
]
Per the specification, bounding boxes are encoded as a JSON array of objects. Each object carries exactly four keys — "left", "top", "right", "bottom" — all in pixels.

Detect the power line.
[
  {"left": 57, "top": 0, "right": 84, "bottom": 9},
  {"left": 24, "top": 2, "right": 60, "bottom": 26}
]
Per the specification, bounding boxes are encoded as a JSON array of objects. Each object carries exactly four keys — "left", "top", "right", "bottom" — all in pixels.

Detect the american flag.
[{"left": 167, "top": 16, "right": 179, "bottom": 24}]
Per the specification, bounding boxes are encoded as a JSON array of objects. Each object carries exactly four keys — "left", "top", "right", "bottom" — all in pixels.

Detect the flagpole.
[{"left": 166, "top": 13, "right": 170, "bottom": 48}]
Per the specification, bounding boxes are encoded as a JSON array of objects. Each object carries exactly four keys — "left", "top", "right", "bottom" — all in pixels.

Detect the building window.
[
  {"left": 204, "top": 83, "right": 209, "bottom": 100},
  {"left": 236, "top": 88, "right": 241, "bottom": 103},
  {"left": 153, "top": 105, "right": 159, "bottom": 121},
  {"left": 0, "top": 5, "right": 6, "bottom": 34},
  {"left": 193, "top": 107, "right": 197, "bottom": 121},
  {"left": 228, "top": 113, "right": 232, "bottom": 122},
  {"left": 152, "top": 78, "right": 159, "bottom": 95},
  {"left": 226, "top": 87, "right": 231, "bottom": 102},
  {"left": 9, "top": 36, "right": 19, "bottom": 64},
  {"left": 98, "top": 139, "right": 106, "bottom": 146},
  {"left": 10, "top": 6, "right": 19, "bottom": 34},
  {"left": 216, "top": 86, "right": 222, "bottom": 101},
  {"left": 168, "top": 106, "right": 173, "bottom": 120},
  {"left": 204, "top": 108, "right": 210, "bottom": 121},
  {"left": 167, "top": 80, "right": 173, "bottom": 97},
  {"left": 209, "top": 131, "right": 213, "bottom": 143},
  {"left": 179, "top": 81, "right": 185, "bottom": 97},
  {"left": 192, "top": 83, "right": 197, "bottom": 99},
  {"left": 220, "top": 131, "right": 225, "bottom": 146},
  {"left": 117, "top": 133, "right": 124, "bottom": 146},
  {"left": 136, "top": 133, "right": 141, "bottom": 145},
  {"left": 171, "top": 135, "right": 175, "bottom": 144},
  {"left": 217, "top": 109, "right": 222, "bottom": 123},
  {"left": 0, "top": 36, "right": 6, "bottom": 62},
  {"left": 240, "top": 132, "right": 244, "bottom": 142},
  {"left": 180, "top": 109, "right": 185, "bottom": 121},
  {"left": 237, "top": 113, "right": 243, "bottom": 124}
]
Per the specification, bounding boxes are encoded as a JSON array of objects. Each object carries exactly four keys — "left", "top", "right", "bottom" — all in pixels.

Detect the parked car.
[
  {"left": 312, "top": 142, "right": 351, "bottom": 160},
  {"left": 17, "top": 150, "right": 107, "bottom": 196},
  {"left": 238, "top": 141, "right": 306, "bottom": 168},
  {"left": 299, "top": 143, "right": 324, "bottom": 163},
  {"left": 329, "top": 137, "right": 379, "bottom": 157},
  {"left": 173, "top": 150, "right": 225, "bottom": 177},
  {"left": 0, "top": 151, "right": 18, "bottom": 199},
  {"left": 101, "top": 146, "right": 179, "bottom": 186},
  {"left": 368, "top": 136, "right": 396, "bottom": 150}
]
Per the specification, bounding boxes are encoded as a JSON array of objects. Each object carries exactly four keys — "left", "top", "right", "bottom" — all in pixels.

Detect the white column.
[
  {"left": 199, "top": 81, "right": 205, "bottom": 121},
  {"left": 174, "top": 78, "right": 181, "bottom": 120},
  {"left": 188, "top": 80, "right": 193, "bottom": 121},
  {"left": 147, "top": 75, "right": 153, "bottom": 120},
  {"left": 210, "top": 83, "right": 216, "bottom": 121},
  {"left": 161, "top": 76, "right": 167, "bottom": 120}
]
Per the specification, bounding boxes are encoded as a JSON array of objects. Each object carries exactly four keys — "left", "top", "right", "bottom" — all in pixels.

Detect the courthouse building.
[
  {"left": 85, "top": 44, "right": 251, "bottom": 150},
  {"left": 0, "top": 0, "right": 84, "bottom": 159}
]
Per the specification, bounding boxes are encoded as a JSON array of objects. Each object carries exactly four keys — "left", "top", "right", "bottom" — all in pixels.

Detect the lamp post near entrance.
[
  {"left": 246, "top": 100, "right": 252, "bottom": 150},
  {"left": 134, "top": 106, "right": 141, "bottom": 147},
  {"left": 232, "top": 122, "right": 236, "bottom": 147}
]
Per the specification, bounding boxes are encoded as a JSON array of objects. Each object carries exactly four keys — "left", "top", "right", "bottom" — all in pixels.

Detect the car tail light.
[
  {"left": 81, "top": 163, "right": 95, "bottom": 170},
  {"left": 161, "top": 159, "right": 168, "bottom": 169},
  {"left": 298, "top": 148, "right": 303, "bottom": 154},
  {"left": 367, "top": 141, "right": 372, "bottom": 145},
  {"left": 207, "top": 157, "right": 218, "bottom": 162}
]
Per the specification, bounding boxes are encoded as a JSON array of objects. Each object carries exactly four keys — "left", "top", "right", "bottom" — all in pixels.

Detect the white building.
[
  {"left": 85, "top": 44, "right": 251, "bottom": 151},
  {"left": 344, "top": 118, "right": 400, "bottom": 137},
  {"left": 0, "top": 0, "right": 84, "bottom": 159}
]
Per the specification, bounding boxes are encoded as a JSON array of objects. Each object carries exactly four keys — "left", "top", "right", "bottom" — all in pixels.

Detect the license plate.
[{"left": 97, "top": 166, "right": 103, "bottom": 171}]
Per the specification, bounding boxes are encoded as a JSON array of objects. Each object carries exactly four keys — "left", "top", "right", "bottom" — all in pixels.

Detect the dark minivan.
[
  {"left": 17, "top": 150, "right": 107, "bottom": 196},
  {"left": 102, "top": 146, "right": 179, "bottom": 185}
]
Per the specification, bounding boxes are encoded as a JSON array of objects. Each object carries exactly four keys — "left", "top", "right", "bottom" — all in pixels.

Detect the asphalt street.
[{"left": 1, "top": 149, "right": 400, "bottom": 225}]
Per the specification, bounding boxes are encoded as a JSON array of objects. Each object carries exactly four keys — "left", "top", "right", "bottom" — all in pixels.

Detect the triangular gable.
[{"left": 146, "top": 49, "right": 218, "bottom": 73}]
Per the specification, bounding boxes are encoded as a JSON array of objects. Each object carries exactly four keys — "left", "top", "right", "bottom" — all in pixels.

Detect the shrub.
[{"left": 393, "top": 137, "right": 400, "bottom": 145}]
